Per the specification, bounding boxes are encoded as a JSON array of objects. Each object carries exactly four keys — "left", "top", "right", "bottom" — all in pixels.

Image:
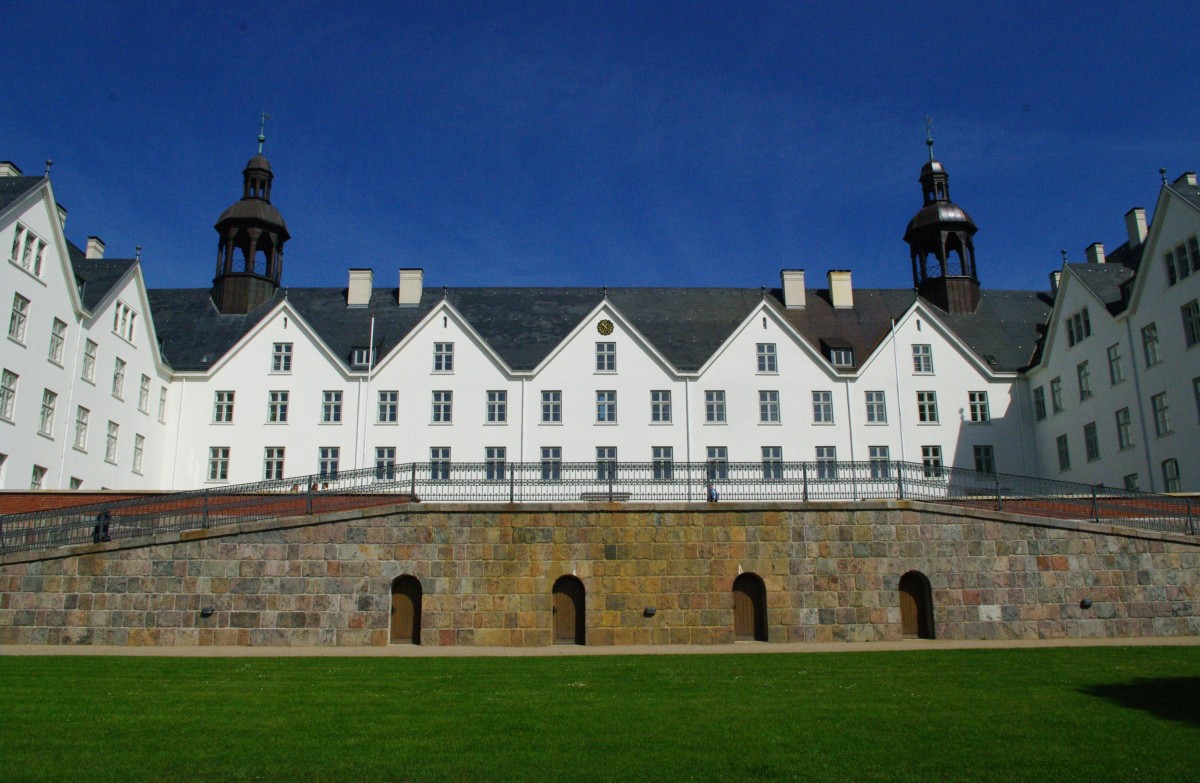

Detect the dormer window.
[
  {"left": 822, "top": 339, "right": 854, "bottom": 368},
  {"left": 351, "top": 347, "right": 376, "bottom": 369}
]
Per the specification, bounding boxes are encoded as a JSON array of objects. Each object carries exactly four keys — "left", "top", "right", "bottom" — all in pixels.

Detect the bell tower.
[
  {"left": 902, "top": 124, "right": 980, "bottom": 314},
  {"left": 211, "top": 115, "right": 290, "bottom": 314}
]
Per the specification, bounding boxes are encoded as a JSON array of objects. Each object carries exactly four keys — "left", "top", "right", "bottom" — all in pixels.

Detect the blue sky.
[{"left": 3, "top": 2, "right": 1198, "bottom": 293}]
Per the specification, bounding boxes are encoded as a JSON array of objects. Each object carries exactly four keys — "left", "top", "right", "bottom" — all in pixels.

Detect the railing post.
[
  {"left": 896, "top": 463, "right": 904, "bottom": 500},
  {"left": 1186, "top": 498, "right": 1194, "bottom": 536},
  {"left": 608, "top": 464, "right": 614, "bottom": 503},
  {"left": 802, "top": 463, "right": 809, "bottom": 503},
  {"left": 1091, "top": 485, "right": 1099, "bottom": 523},
  {"left": 306, "top": 478, "right": 314, "bottom": 515},
  {"left": 509, "top": 466, "right": 515, "bottom": 503},
  {"left": 410, "top": 462, "right": 417, "bottom": 499},
  {"left": 995, "top": 473, "right": 1002, "bottom": 512},
  {"left": 202, "top": 488, "right": 210, "bottom": 528}
]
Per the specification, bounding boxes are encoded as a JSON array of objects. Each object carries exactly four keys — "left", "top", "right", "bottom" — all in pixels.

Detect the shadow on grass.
[{"left": 1081, "top": 677, "right": 1200, "bottom": 726}]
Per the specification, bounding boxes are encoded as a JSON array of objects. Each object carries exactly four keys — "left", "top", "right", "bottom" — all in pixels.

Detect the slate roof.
[
  {"left": 1067, "top": 262, "right": 1135, "bottom": 315},
  {"left": 1171, "top": 182, "right": 1200, "bottom": 212},
  {"left": 0, "top": 176, "right": 43, "bottom": 213},
  {"left": 71, "top": 254, "right": 137, "bottom": 311},
  {"left": 147, "top": 282, "right": 1051, "bottom": 374}
]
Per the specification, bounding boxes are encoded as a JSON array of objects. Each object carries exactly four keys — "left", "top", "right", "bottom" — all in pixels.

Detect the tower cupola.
[
  {"left": 211, "top": 116, "right": 290, "bottom": 314},
  {"left": 903, "top": 125, "right": 980, "bottom": 314}
]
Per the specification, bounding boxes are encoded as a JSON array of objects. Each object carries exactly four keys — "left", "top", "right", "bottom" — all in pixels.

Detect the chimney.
[
  {"left": 1049, "top": 271, "right": 1062, "bottom": 297},
  {"left": 1085, "top": 242, "right": 1105, "bottom": 264},
  {"left": 0, "top": 161, "right": 22, "bottom": 177},
  {"left": 780, "top": 269, "right": 806, "bottom": 308},
  {"left": 1173, "top": 172, "right": 1198, "bottom": 187},
  {"left": 398, "top": 268, "right": 424, "bottom": 306},
  {"left": 828, "top": 270, "right": 853, "bottom": 309},
  {"left": 1124, "top": 208, "right": 1147, "bottom": 247},
  {"left": 85, "top": 236, "right": 105, "bottom": 259},
  {"left": 56, "top": 203, "right": 67, "bottom": 229},
  {"left": 347, "top": 268, "right": 373, "bottom": 307}
]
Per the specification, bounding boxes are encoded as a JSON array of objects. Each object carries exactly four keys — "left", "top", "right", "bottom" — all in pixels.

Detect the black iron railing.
[{"left": 0, "top": 461, "right": 1194, "bottom": 555}]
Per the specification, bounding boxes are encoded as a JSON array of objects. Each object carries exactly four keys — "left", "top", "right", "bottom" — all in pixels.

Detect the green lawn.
[{"left": 2, "top": 647, "right": 1198, "bottom": 782}]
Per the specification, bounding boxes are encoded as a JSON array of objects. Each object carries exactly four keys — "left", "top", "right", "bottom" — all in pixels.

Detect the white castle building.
[{"left": 2, "top": 145, "right": 1198, "bottom": 494}]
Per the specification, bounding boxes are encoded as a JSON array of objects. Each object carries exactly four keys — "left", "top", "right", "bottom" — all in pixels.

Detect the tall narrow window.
[
  {"left": 208, "top": 447, "right": 230, "bottom": 481},
  {"left": 264, "top": 447, "right": 285, "bottom": 480},
  {"left": 762, "top": 446, "right": 783, "bottom": 480},
  {"left": 1116, "top": 407, "right": 1133, "bottom": 449},
  {"left": 133, "top": 434, "right": 145, "bottom": 474},
  {"left": 596, "top": 447, "right": 617, "bottom": 480},
  {"left": 759, "top": 390, "right": 780, "bottom": 423},
  {"left": 9, "top": 224, "right": 24, "bottom": 264},
  {"left": 74, "top": 406, "right": 89, "bottom": 450},
  {"left": 271, "top": 342, "right": 293, "bottom": 372},
  {"left": 1162, "top": 459, "right": 1182, "bottom": 492},
  {"left": 268, "top": 391, "right": 289, "bottom": 423},
  {"left": 213, "top": 391, "right": 235, "bottom": 423},
  {"left": 433, "top": 342, "right": 454, "bottom": 372},
  {"left": 487, "top": 390, "right": 507, "bottom": 423},
  {"left": 1050, "top": 377, "right": 1063, "bottom": 413},
  {"left": 1066, "top": 308, "right": 1092, "bottom": 346},
  {"left": 1076, "top": 362, "right": 1092, "bottom": 401},
  {"left": 378, "top": 390, "right": 398, "bottom": 423},
  {"left": 0, "top": 369, "right": 16, "bottom": 421},
  {"left": 869, "top": 446, "right": 891, "bottom": 478},
  {"left": 1142, "top": 323, "right": 1160, "bottom": 367},
  {"left": 1106, "top": 344, "right": 1124, "bottom": 385},
  {"left": 917, "top": 391, "right": 939, "bottom": 423},
  {"left": 38, "top": 389, "right": 56, "bottom": 436},
  {"left": 113, "top": 301, "right": 137, "bottom": 342},
  {"left": 319, "top": 447, "right": 340, "bottom": 479},
  {"left": 138, "top": 374, "right": 151, "bottom": 413},
  {"left": 1123, "top": 473, "right": 1139, "bottom": 491},
  {"left": 811, "top": 391, "right": 833, "bottom": 423},
  {"left": 429, "top": 447, "right": 450, "bottom": 481},
  {"left": 30, "top": 465, "right": 46, "bottom": 490},
  {"left": 650, "top": 390, "right": 672, "bottom": 423},
  {"left": 1033, "top": 386, "right": 1047, "bottom": 421},
  {"left": 706, "top": 446, "right": 728, "bottom": 480},
  {"left": 322, "top": 390, "right": 342, "bottom": 423},
  {"left": 541, "top": 447, "right": 562, "bottom": 480},
  {"left": 652, "top": 446, "right": 673, "bottom": 480},
  {"left": 82, "top": 339, "right": 97, "bottom": 382},
  {"left": 1151, "top": 393, "right": 1171, "bottom": 436},
  {"left": 485, "top": 447, "right": 506, "bottom": 481},
  {"left": 112, "top": 358, "right": 126, "bottom": 399},
  {"left": 968, "top": 391, "right": 990, "bottom": 422},
  {"left": 158, "top": 387, "right": 167, "bottom": 423},
  {"left": 756, "top": 343, "right": 777, "bottom": 373},
  {"left": 596, "top": 390, "right": 616, "bottom": 423},
  {"left": 375, "top": 447, "right": 397, "bottom": 480},
  {"left": 48, "top": 318, "right": 66, "bottom": 364},
  {"left": 912, "top": 344, "right": 933, "bottom": 373},
  {"left": 705, "top": 390, "right": 726, "bottom": 423},
  {"left": 8, "top": 293, "right": 29, "bottom": 343},
  {"left": 1056, "top": 434, "right": 1070, "bottom": 471},
  {"left": 1083, "top": 422, "right": 1100, "bottom": 462},
  {"left": 816, "top": 446, "right": 837, "bottom": 479},
  {"left": 541, "top": 390, "right": 562, "bottom": 423},
  {"left": 865, "top": 391, "right": 887, "bottom": 423},
  {"left": 1182, "top": 301, "right": 1200, "bottom": 348},
  {"left": 973, "top": 445, "right": 995, "bottom": 474},
  {"left": 105, "top": 421, "right": 119, "bottom": 463},
  {"left": 595, "top": 342, "right": 616, "bottom": 372},
  {"left": 432, "top": 391, "right": 453, "bottom": 423},
  {"left": 921, "top": 445, "right": 943, "bottom": 477}
]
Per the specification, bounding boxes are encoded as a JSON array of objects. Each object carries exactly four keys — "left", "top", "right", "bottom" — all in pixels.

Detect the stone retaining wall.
[{"left": 1, "top": 500, "right": 1197, "bottom": 646}]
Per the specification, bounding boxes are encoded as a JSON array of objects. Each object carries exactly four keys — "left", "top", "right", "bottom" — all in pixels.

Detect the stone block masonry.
[{"left": 1, "top": 500, "right": 1198, "bottom": 646}]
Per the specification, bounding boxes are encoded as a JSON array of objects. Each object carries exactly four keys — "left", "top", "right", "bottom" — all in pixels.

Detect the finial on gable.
[
  {"left": 1160, "top": 167, "right": 1167, "bottom": 184},
  {"left": 44, "top": 160, "right": 53, "bottom": 177}
]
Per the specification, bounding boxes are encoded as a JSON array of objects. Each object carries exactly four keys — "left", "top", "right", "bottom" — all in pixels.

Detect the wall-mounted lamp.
[
  {"left": 643, "top": 607, "right": 657, "bottom": 618},
  {"left": 200, "top": 607, "right": 214, "bottom": 618},
  {"left": 1079, "top": 599, "right": 1093, "bottom": 610}
]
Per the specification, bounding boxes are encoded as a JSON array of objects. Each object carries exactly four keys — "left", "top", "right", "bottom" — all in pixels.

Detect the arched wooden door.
[
  {"left": 733, "top": 573, "right": 767, "bottom": 641},
  {"left": 899, "top": 571, "right": 934, "bottom": 639},
  {"left": 390, "top": 575, "right": 422, "bottom": 644},
  {"left": 552, "top": 576, "right": 585, "bottom": 645}
]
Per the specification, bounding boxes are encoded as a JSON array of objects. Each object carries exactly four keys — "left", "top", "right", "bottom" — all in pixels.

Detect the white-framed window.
[
  {"left": 430, "top": 447, "right": 451, "bottom": 481},
  {"left": 1123, "top": 473, "right": 1139, "bottom": 491},
  {"left": 264, "top": 447, "right": 285, "bottom": 480},
  {"left": 158, "top": 387, "right": 167, "bottom": 423},
  {"left": 487, "top": 390, "right": 507, "bottom": 423},
  {"left": 541, "top": 390, "right": 562, "bottom": 423},
  {"left": 1076, "top": 362, "right": 1091, "bottom": 401},
  {"left": 705, "top": 390, "right": 726, "bottom": 423},
  {"left": 1162, "top": 459, "right": 1182, "bottom": 493},
  {"left": 1083, "top": 422, "right": 1100, "bottom": 462},
  {"left": 38, "top": 389, "right": 56, "bottom": 436},
  {"left": 74, "top": 406, "right": 89, "bottom": 450},
  {"left": 1050, "top": 377, "right": 1063, "bottom": 413},
  {"left": 596, "top": 390, "right": 616, "bottom": 423},
  {"left": 869, "top": 445, "right": 891, "bottom": 478},
  {"left": 378, "top": 390, "right": 398, "bottom": 423},
  {"left": 112, "top": 358, "right": 126, "bottom": 399},
  {"left": 9, "top": 293, "right": 29, "bottom": 343},
  {"left": 816, "top": 446, "right": 837, "bottom": 479},
  {"left": 434, "top": 342, "right": 454, "bottom": 372},
  {"left": 138, "top": 374, "right": 151, "bottom": 413},
  {"left": 650, "top": 390, "right": 671, "bottom": 423},
  {"left": 1142, "top": 323, "right": 1160, "bottom": 367},
  {"left": 652, "top": 446, "right": 673, "bottom": 480},
  {"left": 432, "top": 390, "right": 453, "bottom": 423},
  {"left": 112, "top": 301, "right": 136, "bottom": 343},
  {"left": 917, "top": 391, "right": 939, "bottom": 423},
  {"left": 596, "top": 447, "right": 617, "bottom": 480},
  {"left": 82, "top": 339, "right": 97, "bottom": 382},
  {"left": 762, "top": 446, "right": 783, "bottom": 480},
  {"left": 1116, "top": 407, "right": 1133, "bottom": 450},
  {"left": 1151, "top": 392, "right": 1171, "bottom": 436},
  {"left": 829, "top": 348, "right": 854, "bottom": 368},
  {"left": 912, "top": 344, "right": 933, "bottom": 374},
  {"left": 1056, "top": 434, "right": 1070, "bottom": 472},
  {"left": 322, "top": 390, "right": 342, "bottom": 423},
  {"left": 706, "top": 446, "right": 728, "bottom": 480},
  {"left": 485, "top": 447, "right": 506, "bottom": 481},
  {"left": 208, "top": 447, "right": 230, "bottom": 481},
  {"left": 756, "top": 343, "right": 777, "bottom": 373},
  {"left": 811, "top": 391, "right": 833, "bottom": 424},
  {"left": 0, "top": 369, "right": 16, "bottom": 421},
  {"left": 69, "top": 477, "right": 83, "bottom": 490},
  {"left": 595, "top": 342, "right": 616, "bottom": 372},
  {"left": 30, "top": 465, "right": 46, "bottom": 490},
  {"left": 1182, "top": 301, "right": 1200, "bottom": 348},
  {"left": 375, "top": 447, "right": 397, "bottom": 480},
  {"left": 759, "top": 390, "right": 780, "bottom": 423},
  {"left": 268, "top": 390, "right": 289, "bottom": 423},
  {"left": 1066, "top": 308, "right": 1091, "bottom": 346},
  {"left": 1107, "top": 343, "right": 1124, "bottom": 385},
  {"left": 133, "top": 434, "right": 145, "bottom": 474},
  {"left": 105, "top": 421, "right": 119, "bottom": 464},
  {"left": 865, "top": 391, "right": 886, "bottom": 423},
  {"left": 1164, "top": 237, "right": 1200, "bottom": 285},
  {"left": 968, "top": 391, "right": 990, "bottom": 422},
  {"left": 1033, "top": 386, "right": 1047, "bottom": 421},
  {"left": 921, "top": 445, "right": 943, "bottom": 478},
  {"left": 213, "top": 391, "right": 235, "bottom": 423},
  {"left": 319, "top": 447, "right": 340, "bottom": 479},
  {"left": 541, "top": 447, "right": 562, "bottom": 480},
  {"left": 350, "top": 348, "right": 376, "bottom": 369},
  {"left": 271, "top": 342, "right": 293, "bottom": 372},
  {"left": 48, "top": 318, "right": 66, "bottom": 365},
  {"left": 10, "top": 224, "right": 46, "bottom": 277},
  {"left": 973, "top": 445, "right": 995, "bottom": 474}
]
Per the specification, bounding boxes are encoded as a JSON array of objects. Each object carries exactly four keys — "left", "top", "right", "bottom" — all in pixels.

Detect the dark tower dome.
[
  {"left": 903, "top": 130, "right": 980, "bottom": 314},
  {"left": 211, "top": 130, "right": 290, "bottom": 315}
]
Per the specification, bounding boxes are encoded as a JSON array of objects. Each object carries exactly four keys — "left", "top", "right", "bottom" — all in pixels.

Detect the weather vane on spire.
[
  {"left": 925, "top": 117, "right": 935, "bottom": 161},
  {"left": 257, "top": 112, "right": 271, "bottom": 155}
]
